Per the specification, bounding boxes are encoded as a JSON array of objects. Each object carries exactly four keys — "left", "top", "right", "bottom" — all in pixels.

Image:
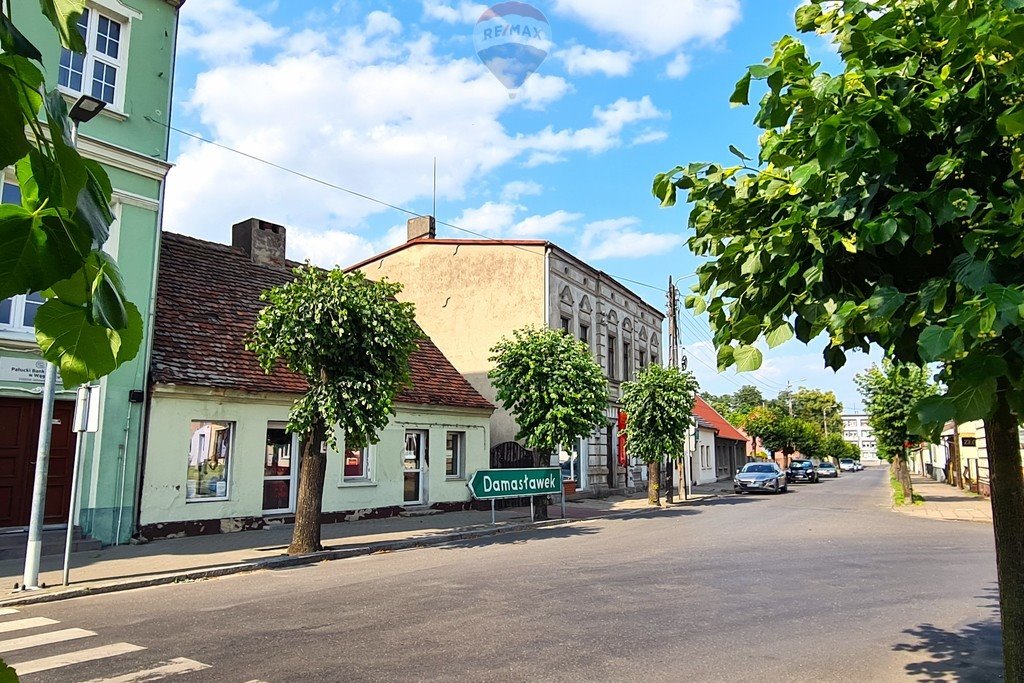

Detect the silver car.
[{"left": 734, "top": 462, "right": 788, "bottom": 495}]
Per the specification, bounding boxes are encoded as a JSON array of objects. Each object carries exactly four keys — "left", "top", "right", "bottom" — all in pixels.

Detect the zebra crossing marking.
[
  {"left": 0, "top": 627, "right": 95, "bottom": 654},
  {"left": 0, "top": 617, "right": 58, "bottom": 634},
  {"left": 77, "top": 657, "right": 212, "bottom": 682},
  {"left": 12, "top": 642, "right": 145, "bottom": 675},
  {"left": 0, "top": 608, "right": 20, "bottom": 616}
]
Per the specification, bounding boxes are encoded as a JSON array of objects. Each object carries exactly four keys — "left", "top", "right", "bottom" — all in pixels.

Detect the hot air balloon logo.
[{"left": 474, "top": 2, "right": 551, "bottom": 98}]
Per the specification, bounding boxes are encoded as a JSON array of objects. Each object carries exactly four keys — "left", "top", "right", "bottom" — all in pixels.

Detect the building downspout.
[
  {"left": 129, "top": 4, "right": 181, "bottom": 540},
  {"left": 543, "top": 244, "right": 550, "bottom": 327}
]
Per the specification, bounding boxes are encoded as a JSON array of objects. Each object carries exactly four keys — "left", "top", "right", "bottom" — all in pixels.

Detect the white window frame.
[
  {"left": 57, "top": 1, "right": 138, "bottom": 114},
  {"left": 341, "top": 444, "right": 376, "bottom": 486},
  {"left": 1, "top": 176, "right": 40, "bottom": 341},
  {"left": 445, "top": 431, "right": 466, "bottom": 480},
  {"left": 262, "top": 421, "right": 298, "bottom": 516}
]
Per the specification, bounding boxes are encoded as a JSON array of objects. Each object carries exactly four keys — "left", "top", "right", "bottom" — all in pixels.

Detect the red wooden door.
[{"left": 0, "top": 398, "right": 77, "bottom": 527}]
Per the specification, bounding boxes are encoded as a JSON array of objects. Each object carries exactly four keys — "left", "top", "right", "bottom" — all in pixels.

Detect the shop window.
[
  {"left": 446, "top": 431, "right": 466, "bottom": 478},
  {"left": 186, "top": 421, "right": 233, "bottom": 501},
  {"left": 344, "top": 446, "right": 374, "bottom": 483}
]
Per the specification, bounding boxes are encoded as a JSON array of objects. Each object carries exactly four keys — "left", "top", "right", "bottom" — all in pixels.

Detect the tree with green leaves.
[
  {"left": 0, "top": 0, "right": 141, "bottom": 386},
  {"left": 654, "top": 1, "right": 1024, "bottom": 672},
  {"left": 845, "top": 442, "right": 862, "bottom": 462},
  {"left": 489, "top": 326, "right": 607, "bottom": 519},
  {"left": 822, "top": 433, "right": 850, "bottom": 465},
  {"left": 855, "top": 362, "right": 936, "bottom": 501},
  {"left": 620, "top": 364, "right": 700, "bottom": 506},
  {"left": 248, "top": 267, "right": 420, "bottom": 555},
  {"left": 770, "top": 387, "right": 844, "bottom": 436},
  {"left": 706, "top": 384, "right": 764, "bottom": 426},
  {"left": 743, "top": 406, "right": 807, "bottom": 460}
]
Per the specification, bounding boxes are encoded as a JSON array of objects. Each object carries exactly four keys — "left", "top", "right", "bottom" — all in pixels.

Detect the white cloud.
[
  {"left": 556, "top": 46, "right": 635, "bottom": 77},
  {"left": 579, "top": 217, "right": 681, "bottom": 260},
  {"left": 365, "top": 11, "right": 402, "bottom": 37},
  {"left": 179, "top": 0, "right": 284, "bottom": 63},
  {"left": 448, "top": 202, "right": 579, "bottom": 240},
  {"left": 450, "top": 202, "right": 520, "bottom": 235},
  {"left": 665, "top": 53, "right": 692, "bottom": 79},
  {"left": 167, "top": 2, "right": 663, "bottom": 266},
  {"left": 289, "top": 228, "right": 376, "bottom": 269},
  {"left": 519, "top": 96, "right": 666, "bottom": 161},
  {"left": 553, "top": 0, "right": 741, "bottom": 56},
  {"left": 632, "top": 130, "right": 669, "bottom": 146},
  {"left": 511, "top": 210, "right": 582, "bottom": 238},
  {"left": 501, "top": 181, "right": 544, "bottom": 201},
  {"left": 422, "top": 1, "right": 487, "bottom": 24}
]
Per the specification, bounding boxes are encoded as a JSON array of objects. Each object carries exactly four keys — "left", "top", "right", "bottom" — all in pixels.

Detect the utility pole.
[
  {"left": 787, "top": 381, "right": 794, "bottom": 417},
  {"left": 665, "top": 278, "right": 678, "bottom": 504}
]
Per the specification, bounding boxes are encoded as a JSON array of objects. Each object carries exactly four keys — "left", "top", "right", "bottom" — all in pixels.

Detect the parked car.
[
  {"left": 787, "top": 459, "right": 819, "bottom": 483},
  {"left": 734, "top": 462, "right": 788, "bottom": 495},
  {"left": 817, "top": 461, "right": 839, "bottom": 478},
  {"left": 839, "top": 458, "right": 857, "bottom": 472},
  {"left": 854, "top": 461, "right": 865, "bottom": 471}
]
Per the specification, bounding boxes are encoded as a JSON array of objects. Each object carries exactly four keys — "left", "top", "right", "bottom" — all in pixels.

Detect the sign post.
[
  {"left": 62, "top": 384, "right": 100, "bottom": 586},
  {"left": 466, "top": 468, "right": 565, "bottom": 523}
]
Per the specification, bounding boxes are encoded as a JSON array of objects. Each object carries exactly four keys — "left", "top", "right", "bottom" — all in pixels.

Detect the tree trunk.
[
  {"left": 648, "top": 461, "right": 661, "bottom": 506},
  {"left": 531, "top": 448, "right": 549, "bottom": 521},
  {"left": 984, "top": 382, "right": 1024, "bottom": 682},
  {"left": 288, "top": 420, "right": 328, "bottom": 555},
  {"left": 896, "top": 454, "right": 914, "bottom": 503},
  {"left": 665, "top": 459, "right": 674, "bottom": 505}
]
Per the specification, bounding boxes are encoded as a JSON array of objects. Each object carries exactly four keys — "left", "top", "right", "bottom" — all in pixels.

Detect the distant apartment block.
[{"left": 842, "top": 414, "right": 881, "bottom": 464}]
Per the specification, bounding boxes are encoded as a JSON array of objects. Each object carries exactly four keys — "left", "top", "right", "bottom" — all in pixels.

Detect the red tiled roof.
[
  {"left": 151, "top": 232, "right": 493, "bottom": 412},
  {"left": 693, "top": 396, "right": 747, "bottom": 442}
]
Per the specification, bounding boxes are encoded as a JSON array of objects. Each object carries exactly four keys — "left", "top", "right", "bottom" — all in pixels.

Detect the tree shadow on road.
[
  {"left": 434, "top": 524, "right": 600, "bottom": 550},
  {"left": 893, "top": 586, "right": 1003, "bottom": 681}
]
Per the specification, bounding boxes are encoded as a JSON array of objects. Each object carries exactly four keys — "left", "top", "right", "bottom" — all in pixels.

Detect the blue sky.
[{"left": 164, "top": 0, "right": 880, "bottom": 410}]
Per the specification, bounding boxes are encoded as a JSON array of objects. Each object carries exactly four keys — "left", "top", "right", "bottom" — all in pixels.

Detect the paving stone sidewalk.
[
  {"left": 894, "top": 475, "right": 993, "bottom": 524},
  {"left": 0, "top": 492, "right": 687, "bottom": 606}
]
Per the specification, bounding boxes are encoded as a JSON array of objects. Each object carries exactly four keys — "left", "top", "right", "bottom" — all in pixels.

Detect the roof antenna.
[{"left": 432, "top": 156, "right": 437, "bottom": 219}]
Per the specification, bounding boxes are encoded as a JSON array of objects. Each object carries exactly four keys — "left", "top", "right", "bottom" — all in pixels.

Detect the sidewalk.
[
  {"left": 0, "top": 492, "right": 696, "bottom": 606},
  {"left": 894, "top": 475, "right": 993, "bottom": 524}
]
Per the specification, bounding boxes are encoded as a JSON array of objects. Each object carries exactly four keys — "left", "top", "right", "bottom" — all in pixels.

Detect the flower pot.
[{"left": 563, "top": 480, "right": 577, "bottom": 495}]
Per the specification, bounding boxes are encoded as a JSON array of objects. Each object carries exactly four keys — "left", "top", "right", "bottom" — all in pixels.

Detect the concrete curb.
[{"left": 0, "top": 499, "right": 717, "bottom": 608}]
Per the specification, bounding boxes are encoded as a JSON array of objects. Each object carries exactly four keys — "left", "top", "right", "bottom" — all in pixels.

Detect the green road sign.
[{"left": 467, "top": 468, "right": 562, "bottom": 500}]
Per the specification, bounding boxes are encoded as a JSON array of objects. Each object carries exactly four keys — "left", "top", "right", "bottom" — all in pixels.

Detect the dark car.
[{"left": 787, "top": 459, "right": 819, "bottom": 483}]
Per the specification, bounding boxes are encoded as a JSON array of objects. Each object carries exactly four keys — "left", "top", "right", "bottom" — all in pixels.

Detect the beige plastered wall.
[
  {"left": 358, "top": 243, "right": 546, "bottom": 446},
  {"left": 140, "top": 386, "right": 491, "bottom": 526}
]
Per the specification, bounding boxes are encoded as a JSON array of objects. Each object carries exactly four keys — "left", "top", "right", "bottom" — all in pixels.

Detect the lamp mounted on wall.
[{"left": 69, "top": 94, "right": 107, "bottom": 123}]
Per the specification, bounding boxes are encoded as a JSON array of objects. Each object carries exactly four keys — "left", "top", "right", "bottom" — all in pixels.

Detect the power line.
[{"left": 148, "top": 116, "right": 671, "bottom": 295}]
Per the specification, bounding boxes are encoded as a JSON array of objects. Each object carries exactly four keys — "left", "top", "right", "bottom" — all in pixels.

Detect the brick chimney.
[
  {"left": 407, "top": 215, "right": 436, "bottom": 242},
  {"left": 232, "top": 218, "right": 286, "bottom": 268}
]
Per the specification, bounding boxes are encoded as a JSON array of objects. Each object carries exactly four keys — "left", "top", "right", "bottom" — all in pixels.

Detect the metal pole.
[
  {"left": 530, "top": 496, "right": 535, "bottom": 523},
  {"left": 61, "top": 429, "right": 86, "bottom": 586},
  {"left": 560, "top": 490, "right": 565, "bottom": 519},
  {"left": 22, "top": 364, "right": 57, "bottom": 589},
  {"left": 491, "top": 499, "right": 495, "bottom": 525}
]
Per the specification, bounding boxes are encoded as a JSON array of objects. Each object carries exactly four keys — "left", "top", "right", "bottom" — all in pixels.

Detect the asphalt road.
[{"left": 3, "top": 468, "right": 1003, "bottom": 682}]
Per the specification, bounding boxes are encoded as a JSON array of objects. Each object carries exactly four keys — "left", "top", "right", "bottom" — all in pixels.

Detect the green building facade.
[{"left": 0, "top": 0, "right": 183, "bottom": 544}]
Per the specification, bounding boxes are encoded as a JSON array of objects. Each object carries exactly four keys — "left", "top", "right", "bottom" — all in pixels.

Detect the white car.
[{"left": 839, "top": 458, "right": 857, "bottom": 472}]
